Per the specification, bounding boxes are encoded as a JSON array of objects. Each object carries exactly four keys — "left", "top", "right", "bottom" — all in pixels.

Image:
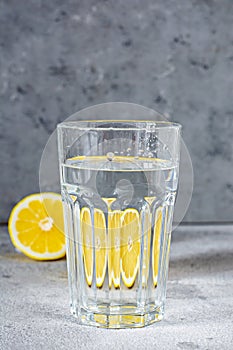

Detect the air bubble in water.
[{"left": 107, "top": 152, "right": 114, "bottom": 161}]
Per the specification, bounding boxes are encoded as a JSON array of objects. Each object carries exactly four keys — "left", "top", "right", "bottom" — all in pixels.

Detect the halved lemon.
[
  {"left": 94, "top": 208, "right": 107, "bottom": 288},
  {"left": 108, "top": 210, "right": 121, "bottom": 288},
  {"left": 120, "top": 208, "right": 140, "bottom": 288},
  {"left": 8, "top": 193, "right": 66, "bottom": 260},
  {"left": 152, "top": 208, "right": 163, "bottom": 286}
]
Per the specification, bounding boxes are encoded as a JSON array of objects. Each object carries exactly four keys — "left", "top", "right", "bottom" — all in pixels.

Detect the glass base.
[{"left": 71, "top": 304, "right": 164, "bottom": 328}]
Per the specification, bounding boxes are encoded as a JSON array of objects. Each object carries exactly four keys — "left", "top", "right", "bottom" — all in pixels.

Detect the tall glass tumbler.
[{"left": 57, "top": 120, "right": 181, "bottom": 328}]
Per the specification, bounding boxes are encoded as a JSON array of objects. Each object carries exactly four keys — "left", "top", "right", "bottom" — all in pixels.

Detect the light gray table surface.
[{"left": 1, "top": 225, "right": 233, "bottom": 350}]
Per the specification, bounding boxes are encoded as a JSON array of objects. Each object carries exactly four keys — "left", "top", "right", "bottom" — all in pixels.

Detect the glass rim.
[{"left": 57, "top": 120, "right": 182, "bottom": 131}]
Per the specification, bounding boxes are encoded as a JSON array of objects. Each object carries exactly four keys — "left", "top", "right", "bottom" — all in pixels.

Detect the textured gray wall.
[{"left": 0, "top": 0, "right": 233, "bottom": 223}]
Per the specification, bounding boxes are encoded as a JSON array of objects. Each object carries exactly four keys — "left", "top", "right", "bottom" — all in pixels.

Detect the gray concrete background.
[{"left": 0, "top": 0, "right": 233, "bottom": 223}]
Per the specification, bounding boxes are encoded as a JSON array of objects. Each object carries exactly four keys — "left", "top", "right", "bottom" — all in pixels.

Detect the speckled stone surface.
[
  {"left": 1, "top": 225, "right": 233, "bottom": 349},
  {"left": 0, "top": 0, "right": 233, "bottom": 222}
]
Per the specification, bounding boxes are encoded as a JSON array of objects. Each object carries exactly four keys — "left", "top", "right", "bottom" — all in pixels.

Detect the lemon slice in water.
[{"left": 120, "top": 208, "right": 140, "bottom": 288}]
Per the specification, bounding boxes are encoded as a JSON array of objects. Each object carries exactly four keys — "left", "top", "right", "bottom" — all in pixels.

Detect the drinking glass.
[{"left": 57, "top": 120, "right": 181, "bottom": 328}]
